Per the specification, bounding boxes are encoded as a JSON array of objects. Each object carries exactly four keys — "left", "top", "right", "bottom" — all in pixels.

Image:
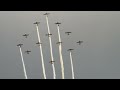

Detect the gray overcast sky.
[{"left": 0, "top": 11, "right": 120, "bottom": 79}]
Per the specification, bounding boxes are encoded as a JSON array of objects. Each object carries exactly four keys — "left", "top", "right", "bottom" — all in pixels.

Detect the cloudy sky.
[{"left": 0, "top": 11, "right": 120, "bottom": 79}]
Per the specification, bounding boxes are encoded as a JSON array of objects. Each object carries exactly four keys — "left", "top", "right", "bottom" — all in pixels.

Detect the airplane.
[
  {"left": 23, "top": 34, "right": 29, "bottom": 38},
  {"left": 36, "top": 42, "right": 42, "bottom": 45},
  {"left": 25, "top": 50, "right": 31, "bottom": 54},
  {"left": 65, "top": 32, "right": 72, "bottom": 35},
  {"left": 77, "top": 41, "right": 83, "bottom": 45},
  {"left": 49, "top": 61, "right": 55, "bottom": 64},
  {"left": 33, "top": 22, "right": 40, "bottom": 25},
  {"left": 67, "top": 49, "right": 74, "bottom": 51},
  {"left": 56, "top": 42, "right": 62, "bottom": 44},
  {"left": 17, "top": 44, "right": 23, "bottom": 47},
  {"left": 43, "top": 13, "right": 50, "bottom": 16},
  {"left": 55, "top": 22, "right": 61, "bottom": 26},
  {"left": 45, "top": 33, "right": 52, "bottom": 37}
]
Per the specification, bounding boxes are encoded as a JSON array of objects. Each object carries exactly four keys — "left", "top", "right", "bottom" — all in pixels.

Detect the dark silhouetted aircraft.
[
  {"left": 36, "top": 42, "right": 42, "bottom": 46},
  {"left": 46, "top": 33, "right": 52, "bottom": 37},
  {"left": 23, "top": 34, "right": 29, "bottom": 38},
  {"left": 67, "top": 49, "right": 74, "bottom": 51},
  {"left": 49, "top": 61, "right": 55, "bottom": 64},
  {"left": 56, "top": 42, "right": 62, "bottom": 44},
  {"left": 65, "top": 32, "right": 72, "bottom": 35},
  {"left": 17, "top": 44, "right": 23, "bottom": 47},
  {"left": 77, "top": 41, "right": 83, "bottom": 45},
  {"left": 33, "top": 22, "right": 40, "bottom": 25},
  {"left": 25, "top": 50, "right": 31, "bottom": 54},
  {"left": 55, "top": 22, "right": 61, "bottom": 26},
  {"left": 43, "top": 13, "right": 50, "bottom": 16}
]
